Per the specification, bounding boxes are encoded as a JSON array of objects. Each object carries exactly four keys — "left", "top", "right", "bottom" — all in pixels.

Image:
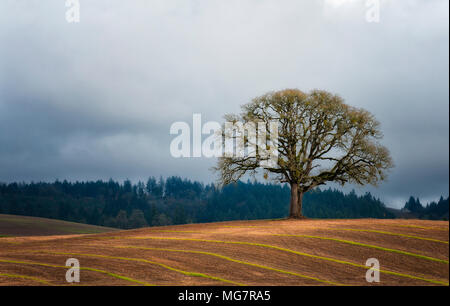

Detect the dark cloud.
[{"left": 0, "top": 0, "right": 448, "bottom": 208}]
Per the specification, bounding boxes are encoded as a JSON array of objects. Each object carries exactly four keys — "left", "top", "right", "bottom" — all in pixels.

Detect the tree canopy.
[{"left": 216, "top": 89, "right": 394, "bottom": 217}]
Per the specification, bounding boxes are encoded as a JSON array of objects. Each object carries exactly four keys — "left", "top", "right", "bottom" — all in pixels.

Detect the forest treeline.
[
  {"left": 0, "top": 177, "right": 447, "bottom": 229},
  {"left": 402, "top": 196, "right": 449, "bottom": 220}
]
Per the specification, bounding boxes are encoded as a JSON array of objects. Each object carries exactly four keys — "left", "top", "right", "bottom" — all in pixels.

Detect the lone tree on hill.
[{"left": 215, "top": 89, "right": 393, "bottom": 218}]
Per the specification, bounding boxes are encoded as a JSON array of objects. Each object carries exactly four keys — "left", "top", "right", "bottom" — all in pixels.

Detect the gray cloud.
[{"left": 0, "top": 0, "right": 448, "bottom": 208}]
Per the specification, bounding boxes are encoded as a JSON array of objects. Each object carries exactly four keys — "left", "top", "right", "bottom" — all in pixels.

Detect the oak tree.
[{"left": 215, "top": 89, "right": 393, "bottom": 218}]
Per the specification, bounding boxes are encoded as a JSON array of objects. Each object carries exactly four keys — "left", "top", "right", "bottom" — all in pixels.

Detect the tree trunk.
[
  {"left": 297, "top": 191, "right": 304, "bottom": 218},
  {"left": 289, "top": 183, "right": 299, "bottom": 218},
  {"left": 289, "top": 183, "right": 304, "bottom": 219}
]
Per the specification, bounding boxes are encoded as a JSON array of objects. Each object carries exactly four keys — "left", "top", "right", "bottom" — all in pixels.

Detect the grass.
[
  {"left": 1, "top": 219, "right": 447, "bottom": 286},
  {"left": 140, "top": 228, "right": 449, "bottom": 263},
  {"left": 392, "top": 224, "right": 449, "bottom": 231},
  {"left": 145, "top": 228, "right": 448, "bottom": 261},
  {"left": 113, "top": 245, "right": 344, "bottom": 286},
  {"left": 131, "top": 236, "right": 449, "bottom": 286},
  {"left": 0, "top": 272, "right": 52, "bottom": 285},
  {"left": 35, "top": 251, "right": 245, "bottom": 286},
  {"left": 328, "top": 228, "right": 448, "bottom": 244},
  {"left": 188, "top": 225, "right": 448, "bottom": 244},
  {"left": 272, "top": 234, "right": 449, "bottom": 264},
  {"left": 0, "top": 258, "right": 153, "bottom": 286}
]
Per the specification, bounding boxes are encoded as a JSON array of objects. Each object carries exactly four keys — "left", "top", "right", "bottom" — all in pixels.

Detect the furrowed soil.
[{"left": 0, "top": 218, "right": 448, "bottom": 286}]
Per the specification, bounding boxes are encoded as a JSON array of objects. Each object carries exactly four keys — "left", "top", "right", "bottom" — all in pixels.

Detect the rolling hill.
[
  {"left": 0, "top": 214, "right": 118, "bottom": 237},
  {"left": 0, "top": 218, "right": 448, "bottom": 286}
]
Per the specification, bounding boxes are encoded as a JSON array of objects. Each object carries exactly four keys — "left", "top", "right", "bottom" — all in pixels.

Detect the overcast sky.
[{"left": 0, "top": 0, "right": 448, "bottom": 208}]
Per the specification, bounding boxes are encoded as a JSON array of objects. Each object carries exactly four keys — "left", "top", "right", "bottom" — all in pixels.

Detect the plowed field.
[{"left": 0, "top": 218, "right": 448, "bottom": 286}]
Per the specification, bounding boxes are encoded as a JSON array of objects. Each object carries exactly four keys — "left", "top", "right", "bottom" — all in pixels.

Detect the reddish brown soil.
[{"left": 0, "top": 219, "right": 448, "bottom": 286}]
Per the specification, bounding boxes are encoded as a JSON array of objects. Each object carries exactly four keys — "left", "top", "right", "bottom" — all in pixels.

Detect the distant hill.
[{"left": 0, "top": 214, "right": 118, "bottom": 237}]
